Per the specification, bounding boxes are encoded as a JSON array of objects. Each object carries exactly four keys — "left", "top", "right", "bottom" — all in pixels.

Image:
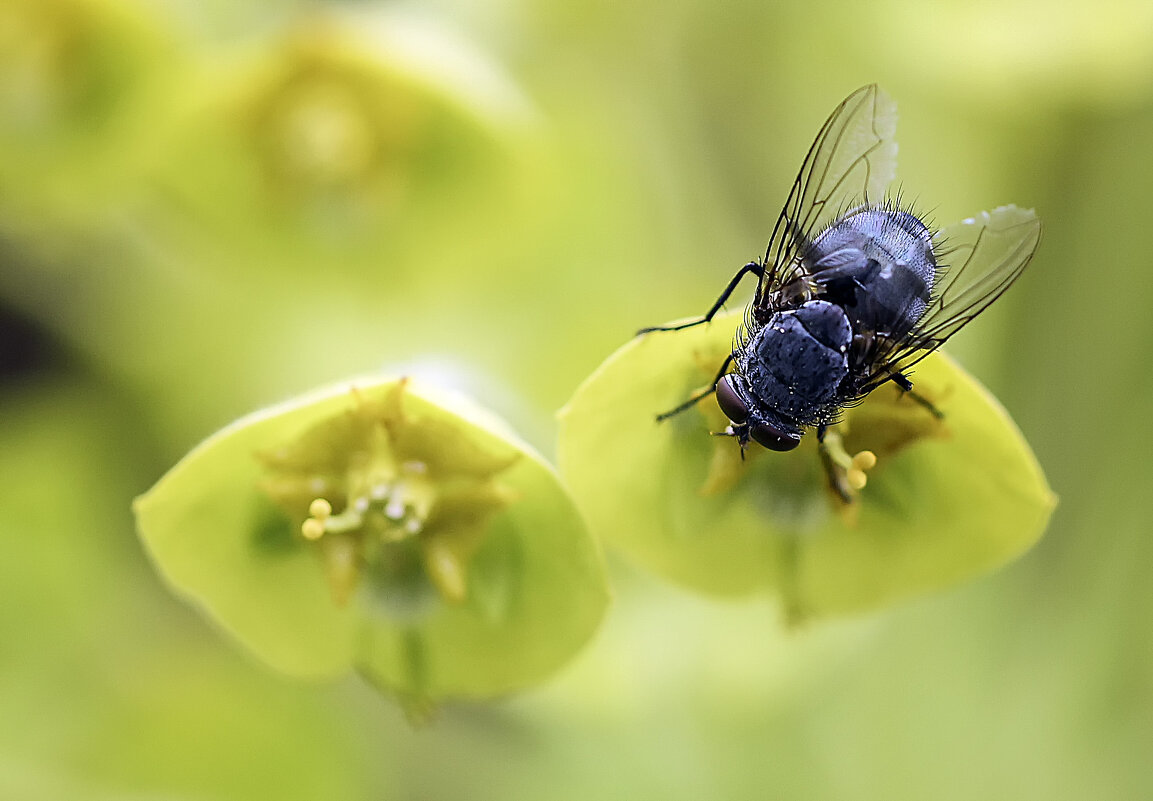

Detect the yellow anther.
[
  {"left": 309, "top": 497, "right": 332, "bottom": 520},
  {"left": 846, "top": 468, "right": 868, "bottom": 491},
  {"left": 301, "top": 517, "right": 326, "bottom": 540},
  {"left": 851, "top": 450, "right": 877, "bottom": 471}
]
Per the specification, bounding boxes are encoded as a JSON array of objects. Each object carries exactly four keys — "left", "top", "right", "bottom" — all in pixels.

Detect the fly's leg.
[
  {"left": 637, "top": 261, "right": 764, "bottom": 334},
  {"left": 890, "top": 373, "right": 944, "bottom": 419},
  {"left": 655, "top": 353, "right": 734, "bottom": 422},
  {"left": 816, "top": 425, "right": 877, "bottom": 505},
  {"left": 904, "top": 390, "right": 944, "bottom": 419}
]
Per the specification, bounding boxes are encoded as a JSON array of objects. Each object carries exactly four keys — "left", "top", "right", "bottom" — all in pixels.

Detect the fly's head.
[{"left": 715, "top": 372, "right": 803, "bottom": 452}]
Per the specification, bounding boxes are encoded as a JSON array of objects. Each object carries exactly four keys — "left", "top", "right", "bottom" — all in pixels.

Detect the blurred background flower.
[{"left": 3, "top": 0, "right": 1152, "bottom": 797}]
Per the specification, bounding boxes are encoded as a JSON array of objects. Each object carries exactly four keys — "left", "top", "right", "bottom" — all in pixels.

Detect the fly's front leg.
[
  {"left": 655, "top": 353, "right": 734, "bottom": 422},
  {"left": 637, "top": 261, "right": 764, "bottom": 334},
  {"left": 890, "top": 373, "right": 944, "bottom": 419}
]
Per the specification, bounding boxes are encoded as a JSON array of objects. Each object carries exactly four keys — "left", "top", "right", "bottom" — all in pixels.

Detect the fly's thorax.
[{"left": 734, "top": 300, "right": 852, "bottom": 432}]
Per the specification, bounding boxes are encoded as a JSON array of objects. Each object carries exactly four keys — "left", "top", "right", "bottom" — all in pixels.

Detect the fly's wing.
[
  {"left": 756, "top": 84, "right": 898, "bottom": 304},
  {"left": 860, "top": 204, "right": 1041, "bottom": 391}
]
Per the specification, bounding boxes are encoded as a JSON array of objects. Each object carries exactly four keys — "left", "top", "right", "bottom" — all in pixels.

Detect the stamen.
[
  {"left": 846, "top": 450, "right": 877, "bottom": 491},
  {"left": 819, "top": 432, "right": 880, "bottom": 502},
  {"left": 302, "top": 498, "right": 332, "bottom": 539}
]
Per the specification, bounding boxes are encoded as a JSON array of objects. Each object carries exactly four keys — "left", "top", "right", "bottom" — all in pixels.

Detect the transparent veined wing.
[
  {"left": 919, "top": 205, "right": 1041, "bottom": 343},
  {"left": 756, "top": 85, "right": 898, "bottom": 304},
  {"left": 860, "top": 205, "right": 1041, "bottom": 391}
]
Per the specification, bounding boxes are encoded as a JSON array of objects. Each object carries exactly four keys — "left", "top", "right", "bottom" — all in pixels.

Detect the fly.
[{"left": 638, "top": 85, "right": 1041, "bottom": 498}]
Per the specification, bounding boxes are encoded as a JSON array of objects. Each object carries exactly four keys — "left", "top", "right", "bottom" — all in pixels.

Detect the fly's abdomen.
[{"left": 809, "top": 205, "right": 936, "bottom": 336}]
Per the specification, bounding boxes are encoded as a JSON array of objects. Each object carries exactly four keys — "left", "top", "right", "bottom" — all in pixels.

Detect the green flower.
[
  {"left": 146, "top": 11, "right": 529, "bottom": 268},
  {"left": 559, "top": 310, "right": 1054, "bottom": 623},
  {"left": 136, "top": 377, "right": 608, "bottom": 709},
  {"left": 259, "top": 380, "right": 521, "bottom": 609}
]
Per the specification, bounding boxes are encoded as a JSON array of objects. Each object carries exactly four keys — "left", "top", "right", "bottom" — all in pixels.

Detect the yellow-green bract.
[
  {"left": 558, "top": 310, "right": 1054, "bottom": 623},
  {"left": 135, "top": 377, "right": 608, "bottom": 706}
]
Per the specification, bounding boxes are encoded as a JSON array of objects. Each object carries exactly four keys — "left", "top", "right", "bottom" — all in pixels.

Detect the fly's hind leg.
[{"left": 890, "top": 373, "right": 944, "bottom": 420}]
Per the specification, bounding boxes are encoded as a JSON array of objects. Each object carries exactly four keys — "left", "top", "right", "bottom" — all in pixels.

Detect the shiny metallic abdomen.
[{"left": 807, "top": 206, "right": 936, "bottom": 337}]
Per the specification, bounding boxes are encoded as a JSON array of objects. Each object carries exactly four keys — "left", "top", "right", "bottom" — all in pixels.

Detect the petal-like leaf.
[{"left": 558, "top": 310, "right": 1053, "bottom": 621}]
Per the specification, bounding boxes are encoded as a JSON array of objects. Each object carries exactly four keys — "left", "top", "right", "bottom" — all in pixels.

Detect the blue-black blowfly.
[{"left": 638, "top": 85, "right": 1040, "bottom": 497}]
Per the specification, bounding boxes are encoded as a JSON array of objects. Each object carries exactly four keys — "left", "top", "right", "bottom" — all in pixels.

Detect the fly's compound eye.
[
  {"left": 715, "top": 374, "right": 750, "bottom": 424},
  {"left": 750, "top": 421, "right": 801, "bottom": 452}
]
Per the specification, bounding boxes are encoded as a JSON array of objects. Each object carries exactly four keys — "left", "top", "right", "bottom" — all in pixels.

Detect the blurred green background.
[{"left": 3, "top": 0, "right": 1152, "bottom": 798}]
